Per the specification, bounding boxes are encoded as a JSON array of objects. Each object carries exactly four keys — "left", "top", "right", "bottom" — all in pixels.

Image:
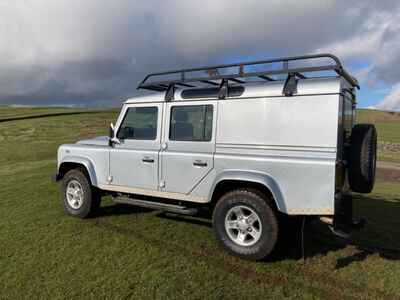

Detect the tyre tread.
[
  {"left": 212, "top": 188, "right": 278, "bottom": 261},
  {"left": 61, "top": 168, "right": 101, "bottom": 218}
]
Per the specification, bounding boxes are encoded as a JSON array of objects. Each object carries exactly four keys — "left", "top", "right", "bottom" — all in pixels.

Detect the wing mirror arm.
[{"left": 109, "top": 123, "right": 121, "bottom": 146}]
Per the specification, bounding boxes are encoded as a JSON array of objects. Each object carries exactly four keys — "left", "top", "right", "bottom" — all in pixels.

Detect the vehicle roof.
[{"left": 124, "top": 76, "right": 347, "bottom": 104}]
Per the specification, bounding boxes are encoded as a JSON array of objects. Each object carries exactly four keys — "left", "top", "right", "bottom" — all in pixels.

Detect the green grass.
[
  {"left": 374, "top": 123, "right": 400, "bottom": 144},
  {"left": 357, "top": 109, "right": 400, "bottom": 163},
  {"left": 1, "top": 107, "right": 400, "bottom": 299}
]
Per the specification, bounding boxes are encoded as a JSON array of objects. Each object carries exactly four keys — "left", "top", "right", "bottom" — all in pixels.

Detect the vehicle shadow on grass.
[
  {"left": 263, "top": 216, "right": 340, "bottom": 263},
  {"left": 155, "top": 211, "right": 341, "bottom": 262},
  {"left": 332, "top": 193, "right": 400, "bottom": 268},
  {"left": 155, "top": 211, "right": 213, "bottom": 228},
  {"left": 96, "top": 203, "right": 153, "bottom": 217},
  {"left": 157, "top": 196, "right": 400, "bottom": 267},
  {"left": 267, "top": 218, "right": 400, "bottom": 267},
  {"left": 304, "top": 192, "right": 400, "bottom": 269},
  {"left": 93, "top": 194, "right": 400, "bottom": 267}
]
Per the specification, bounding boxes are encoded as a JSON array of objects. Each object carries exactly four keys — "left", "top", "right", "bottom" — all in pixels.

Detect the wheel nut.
[{"left": 247, "top": 227, "right": 252, "bottom": 232}]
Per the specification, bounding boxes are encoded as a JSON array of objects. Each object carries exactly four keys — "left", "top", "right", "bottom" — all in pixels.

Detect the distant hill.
[
  {"left": 357, "top": 109, "right": 400, "bottom": 124},
  {"left": 357, "top": 109, "right": 400, "bottom": 163}
]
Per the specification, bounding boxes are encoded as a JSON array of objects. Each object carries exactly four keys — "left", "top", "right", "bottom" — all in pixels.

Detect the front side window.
[
  {"left": 169, "top": 105, "right": 213, "bottom": 141},
  {"left": 117, "top": 106, "right": 158, "bottom": 140}
]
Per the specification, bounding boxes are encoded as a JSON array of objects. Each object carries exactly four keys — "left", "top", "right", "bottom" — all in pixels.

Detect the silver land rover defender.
[{"left": 54, "top": 54, "right": 377, "bottom": 260}]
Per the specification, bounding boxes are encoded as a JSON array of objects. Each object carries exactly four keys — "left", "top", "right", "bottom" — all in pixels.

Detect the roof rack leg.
[
  {"left": 165, "top": 84, "right": 175, "bottom": 101},
  {"left": 218, "top": 79, "right": 228, "bottom": 99},
  {"left": 282, "top": 73, "right": 298, "bottom": 96}
]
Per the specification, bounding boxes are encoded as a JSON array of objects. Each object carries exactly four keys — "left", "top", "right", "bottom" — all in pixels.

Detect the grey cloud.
[
  {"left": 0, "top": 0, "right": 399, "bottom": 108},
  {"left": 376, "top": 83, "right": 400, "bottom": 111}
]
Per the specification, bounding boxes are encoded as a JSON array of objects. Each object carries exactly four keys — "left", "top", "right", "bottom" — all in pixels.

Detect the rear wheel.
[
  {"left": 212, "top": 188, "right": 278, "bottom": 261},
  {"left": 61, "top": 169, "right": 101, "bottom": 218}
]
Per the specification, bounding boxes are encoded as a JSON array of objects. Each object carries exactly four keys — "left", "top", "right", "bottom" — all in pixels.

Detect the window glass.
[
  {"left": 169, "top": 105, "right": 213, "bottom": 141},
  {"left": 117, "top": 106, "right": 158, "bottom": 140}
]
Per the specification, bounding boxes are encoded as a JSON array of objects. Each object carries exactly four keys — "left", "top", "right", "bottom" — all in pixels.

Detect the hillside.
[{"left": 357, "top": 108, "right": 400, "bottom": 124}]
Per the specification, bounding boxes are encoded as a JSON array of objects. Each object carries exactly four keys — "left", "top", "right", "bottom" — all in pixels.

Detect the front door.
[
  {"left": 110, "top": 103, "right": 162, "bottom": 190},
  {"left": 160, "top": 101, "right": 216, "bottom": 195}
]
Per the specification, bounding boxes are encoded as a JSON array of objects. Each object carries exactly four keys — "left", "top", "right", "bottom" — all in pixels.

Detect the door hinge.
[
  {"left": 159, "top": 180, "right": 165, "bottom": 188},
  {"left": 107, "top": 175, "right": 113, "bottom": 183}
]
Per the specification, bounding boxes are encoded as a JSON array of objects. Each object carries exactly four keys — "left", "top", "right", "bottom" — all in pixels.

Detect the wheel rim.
[
  {"left": 224, "top": 205, "right": 262, "bottom": 246},
  {"left": 66, "top": 180, "right": 84, "bottom": 210}
]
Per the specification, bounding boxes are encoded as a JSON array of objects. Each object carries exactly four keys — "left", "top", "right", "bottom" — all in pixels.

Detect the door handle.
[
  {"left": 142, "top": 157, "right": 155, "bottom": 163},
  {"left": 193, "top": 160, "right": 207, "bottom": 167}
]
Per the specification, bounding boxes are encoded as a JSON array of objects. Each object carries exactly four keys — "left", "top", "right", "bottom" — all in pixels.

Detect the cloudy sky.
[{"left": 1, "top": 0, "right": 400, "bottom": 110}]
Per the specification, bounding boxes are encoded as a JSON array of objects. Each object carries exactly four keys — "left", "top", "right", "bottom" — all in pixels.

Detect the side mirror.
[
  {"left": 108, "top": 123, "right": 120, "bottom": 146},
  {"left": 109, "top": 123, "right": 115, "bottom": 139}
]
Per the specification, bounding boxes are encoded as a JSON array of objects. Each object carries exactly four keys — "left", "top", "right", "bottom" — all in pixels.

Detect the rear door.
[
  {"left": 160, "top": 101, "right": 216, "bottom": 194},
  {"left": 109, "top": 103, "right": 162, "bottom": 190}
]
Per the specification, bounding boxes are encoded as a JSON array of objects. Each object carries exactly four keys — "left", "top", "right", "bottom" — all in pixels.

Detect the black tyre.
[
  {"left": 61, "top": 169, "right": 101, "bottom": 218},
  {"left": 212, "top": 188, "right": 279, "bottom": 261},
  {"left": 348, "top": 124, "right": 377, "bottom": 193}
]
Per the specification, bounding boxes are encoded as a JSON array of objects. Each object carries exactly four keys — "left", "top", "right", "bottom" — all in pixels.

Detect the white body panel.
[
  {"left": 109, "top": 103, "right": 163, "bottom": 190},
  {"left": 160, "top": 100, "right": 217, "bottom": 194},
  {"left": 217, "top": 95, "right": 339, "bottom": 148},
  {"left": 57, "top": 77, "right": 354, "bottom": 215}
]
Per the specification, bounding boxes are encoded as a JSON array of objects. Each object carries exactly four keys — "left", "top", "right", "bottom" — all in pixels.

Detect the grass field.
[
  {"left": 357, "top": 109, "right": 400, "bottom": 163},
  {"left": 1, "top": 107, "right": 400, "bottom": 299}
]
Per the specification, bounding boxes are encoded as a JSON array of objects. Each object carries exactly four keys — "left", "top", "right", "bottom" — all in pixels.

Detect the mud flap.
[{"left": 333, "top": 192, "right": 366, "bottom": 238}]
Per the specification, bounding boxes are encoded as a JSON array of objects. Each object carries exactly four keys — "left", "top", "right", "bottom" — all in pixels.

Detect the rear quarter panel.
[{"left": 213, "top": 94, "right": 340, "bottom": 215}]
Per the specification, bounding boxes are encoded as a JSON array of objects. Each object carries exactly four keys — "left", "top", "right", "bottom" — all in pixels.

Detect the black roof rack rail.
[{"left": 137, "top": 53, "right": 359, "bottom": 94}]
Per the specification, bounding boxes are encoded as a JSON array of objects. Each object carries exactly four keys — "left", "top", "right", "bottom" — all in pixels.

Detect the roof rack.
[{"left": 137, "top": 53, "right": 359, "bottom": 99}]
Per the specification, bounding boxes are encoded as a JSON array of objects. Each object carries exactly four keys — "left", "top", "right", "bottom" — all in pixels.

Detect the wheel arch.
[
  {"left": 209, "top": 170, "right": 286, "bottom": 213},
  {"left": 57, "top": 156, "right": 98, "bottom": 186}
]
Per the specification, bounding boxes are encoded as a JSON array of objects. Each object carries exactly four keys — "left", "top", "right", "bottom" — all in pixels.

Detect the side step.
[{"left": 113, "top": 197, "right": 198, "bottom": 216}]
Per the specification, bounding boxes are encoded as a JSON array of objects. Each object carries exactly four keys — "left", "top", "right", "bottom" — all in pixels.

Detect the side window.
[
  {"left": 117, "top": 106, "right": 158, "bottom": 140},
  {"left": 169, "top": 105, "right": 213, "bottom": 142}
]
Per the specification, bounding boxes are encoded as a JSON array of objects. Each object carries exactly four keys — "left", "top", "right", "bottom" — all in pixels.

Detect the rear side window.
[
  {"left": 117, "top": 106, "right": 158, "bottom": 140},
  {"left": 169, "top": 105, "right": 213, "bottom": 141}
]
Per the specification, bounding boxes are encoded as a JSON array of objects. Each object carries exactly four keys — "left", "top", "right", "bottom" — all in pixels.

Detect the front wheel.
[
  {"left": 212, "top": 189, "right": 279, "bottom": 261},
  {"left": 61, "top": 169, "right": 101, "bottom": 218}
]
